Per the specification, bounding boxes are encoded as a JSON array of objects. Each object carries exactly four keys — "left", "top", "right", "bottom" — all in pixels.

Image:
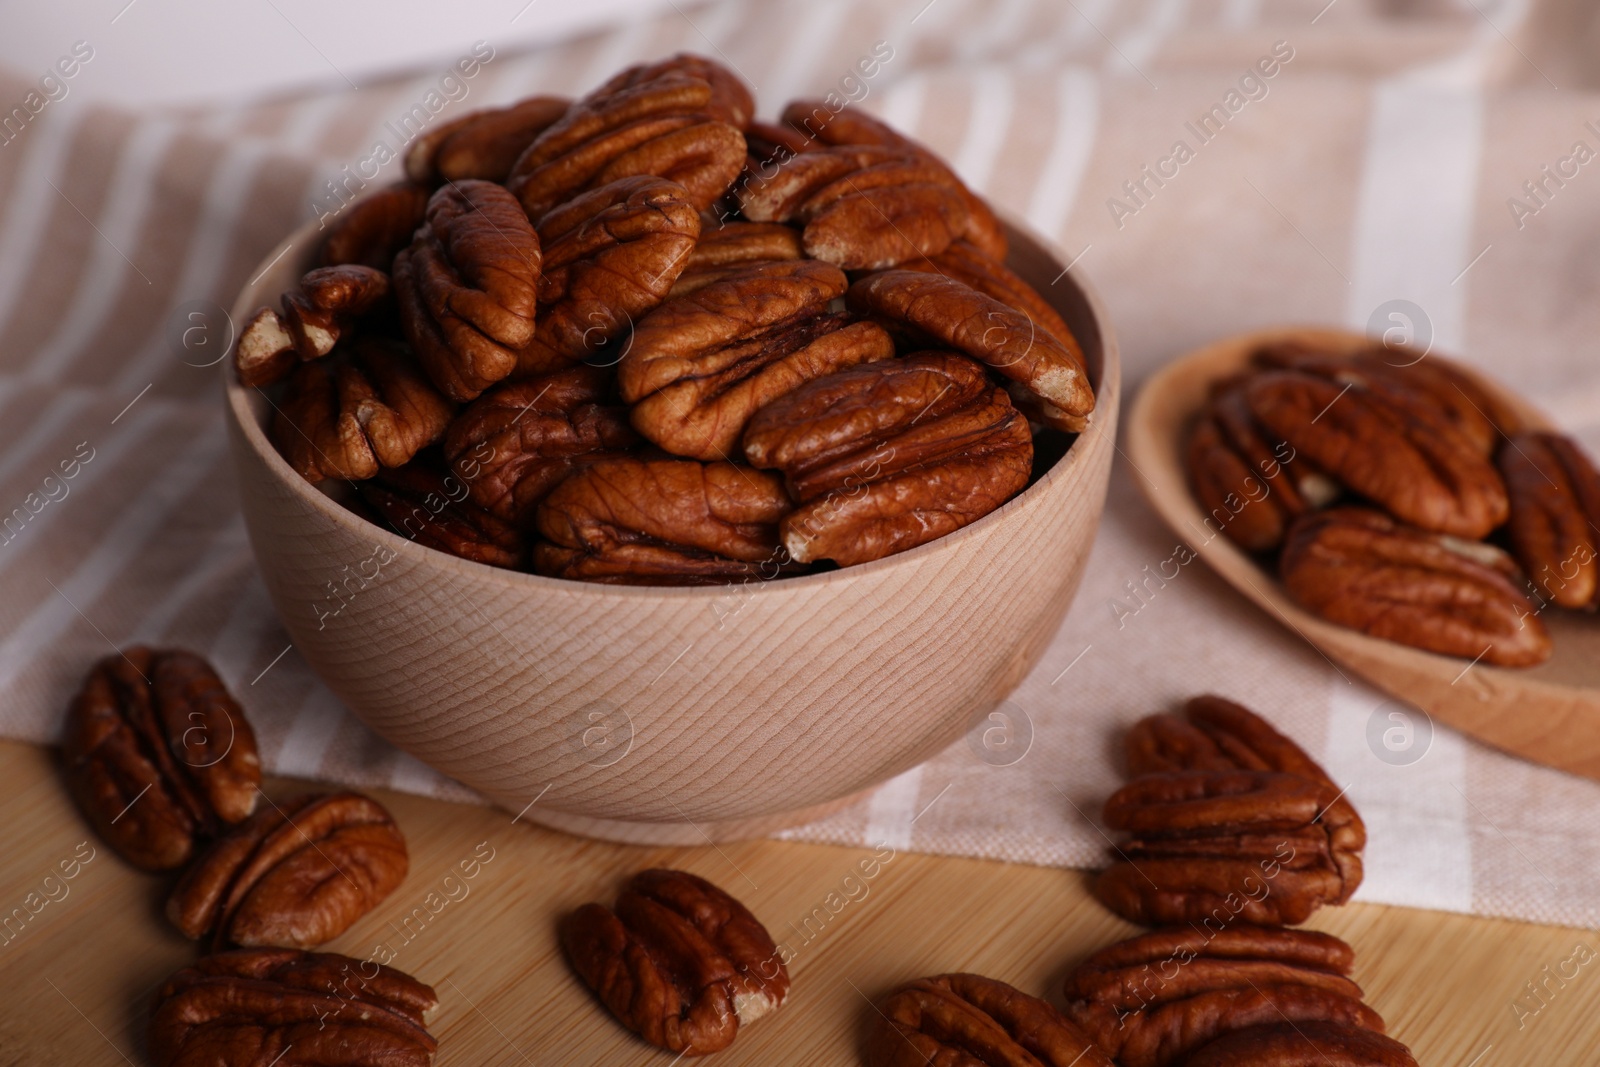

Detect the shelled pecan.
[
  {"left": 269, "top": 338, "right": 454, "bottom": 483},
  {"left": 668, "top": 220, "right": 803, "bottom": 296},
  {"left": 167, "top": 792, "right": 407, "bottom": 949},
  {"left": 562, "top": 868, "right": 788, "bottom": 1055},
  {"left": 1280, "top": 506, "right": 1551, "bottom": 666},
  {"left": 394, "top": 179, "right": 541, "bottom": 401},
  {"left": 596, "top": 54, "right": 755, "bottom": 130},
  {"left": 743, "top": 353, "right": 1032, "bottom": 565},
  {"left": 318, "top": 181, "right": 430, "bottom": 272},
  {"left": 534, "top": 457, "right": 795, "bottom": 584},
  {"left": 868, "top": 973, "right": 1114, "bottom": 1067},
  {"left": 1062, "top": 925, "right": 1384, "bottom": 1067},
  {"left": 521, "top": 175, "right": 699, "bottom": 374},
  {"left": 405, "top": 95, "right": 571, "bottom": 184},
  {"left": 620, "top": 259, "right": 893, "bottom": 459},
  {"left": 358, "top": 460, "right": 524, "bottom": 567},
  {"left": 236, "top": 264, "right": 391, "bottom": 388},
  {"left": 149, "top": 947, "right": 437, "bottom": 1067},
  {"left": 62, "top": 648, "right": 260, "bottom": 871},
  {"left": 443, "top": 364, "right": 638, "bottom": 527},
  {"left": 1184, "top": 1021, "right": 1420, "bottom": 1066},
  {"left": 1498, "top": 430, "right": 1600, "bottom": 609}
]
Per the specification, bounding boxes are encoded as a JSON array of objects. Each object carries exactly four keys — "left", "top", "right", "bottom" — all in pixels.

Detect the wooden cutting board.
[{"left": 2, "top": 738, "right": 1595, "bottom": 1065}]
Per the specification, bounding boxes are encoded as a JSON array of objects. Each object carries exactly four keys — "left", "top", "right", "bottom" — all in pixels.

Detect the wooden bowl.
[
  {"left": 224, "top": 217, "right": 1119, "bottom": 843},
  {"left": 1128, "top": 325, "right": 1600, "bottom": 781}
]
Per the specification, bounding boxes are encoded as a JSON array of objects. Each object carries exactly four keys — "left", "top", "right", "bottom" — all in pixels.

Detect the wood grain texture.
[
  {"left": 2, "top": 740, "right": 1595, "bottom": 1066},
  {"left": 1127, "top": 325, "right": 1600, "bottom": 782},
  {"left": 224, "top": 217, "right": 1120, "bottom": 841}
]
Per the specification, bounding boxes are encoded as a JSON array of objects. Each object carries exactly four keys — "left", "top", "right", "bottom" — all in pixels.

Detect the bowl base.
[{"left": 517, "top": 788, "right": 874, "bottom": 845}]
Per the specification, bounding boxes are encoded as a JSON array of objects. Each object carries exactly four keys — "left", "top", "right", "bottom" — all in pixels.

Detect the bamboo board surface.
[{"left": 2, "top": 738, "right": 1595, "bottom": 1066}]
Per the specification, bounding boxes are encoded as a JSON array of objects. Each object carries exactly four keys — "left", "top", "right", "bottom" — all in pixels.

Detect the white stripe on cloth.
[
  {"left": 274, "top": 684, "right": 350, "bottom": 781},
  {"left": 0, "top": 106, "right": 88, "bottom": 342},
  {"left": 758, "top": 0, "right": 855, "bottom": 105},
  {"left": 125, "top": 521, "right": 252, "bottom": 646},
  {"left": 951, "top": 0, "right": 1040, "bottom": 64},
  {"left": 861, "top": 763, "right": 926, "bottom": 852},
  {"left": 1109, "top": 0, "right": 1189, "bottom": 80},
  {"left": 948, "top": 69, "right": 1014, "bottom": 194},
  {"left": 1024, "top": 65, "right": 1100, "bottom": 242},
  {"left": 0, "top": 392, "right": 93, "bottom": 492},
  {"left": 207, "top": 575, "right": 285, "bottom": 685}
]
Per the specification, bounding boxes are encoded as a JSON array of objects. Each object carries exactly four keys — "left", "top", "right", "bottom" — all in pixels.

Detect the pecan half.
[
  {"left": 780, "top": 99, "right": 1007, "bottom": 261},
  {"left": 62, "top": 648, "right": 260, "bottom": 871},
  {"left": 358, "top": 460, "right": 524, "bottom": 567},
  {"left": 149, "top": 947, "right": 437, "bottom": 1067},
  {"left": 1499, "top": 431, "right": 1600, "bottom": 609},
  {"left": 521, "top": 175, "right": 699, "bottom": 374},
  {"left": 847, "top": 270, "right": 1095, "bottom": 431},
  {"left": 507, "top": 70, "right": 746, "bottom": 219},
  {"left": 270, "top": 338, "right": 454, "bottom": 483},
  {"left": 319, "top": 181, "right": 430, "bottom": 271},
  {"left": 533, "top": 456, "right": 794, "bottom": 584},
  {"left": 1062, "top": 926, "right": 1383, "bottom": 1067},
  {"left": 443, "top": 364, "right": 638, "bottom": 527},
  {"left": 743, "top": 353, "right": 1032, "bottom": 565},
  {"left": 1184, "top": 1021, "right": 1420, "bottom": 1067},
  {"left": 236, "top": 264, "right": 391, "bottom": 388},
  {"left": 669, "top": 220, "right": 803, "bottom": 296},
  {"left": 621, "top": 259, "right": 893, "bottom": 459},
  {"left": 167, "top": 792, "right": 407, "bottom": 949},
  {"left": 1244, "top": 368, "right": 1508, "bottom": 539},
  {"left": 405, "top": 95, "right": 570, "bottom": 184},
  {"left": 562, "top": 868, "right": 788, "bottom": 1055},
  {"left": 1280, "top": 506, "right": 1551, "bottom": 666},
  {"left": 394, "top": 179, "right": 541, "bottom": 401},
  {"left": 868, "top": 973, "right": 1114, "bottom": 1067},
  {"left": 596, "top": 54, "right": 755, "bottom": 130}
]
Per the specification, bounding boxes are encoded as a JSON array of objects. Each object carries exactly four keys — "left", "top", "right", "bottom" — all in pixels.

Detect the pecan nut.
[
  {"left": 319, "top": 181, "right": 430, "bottom": 271},
  {"left": 743, "top": 352, "right": 1032, "bottom": 565},
  {"left": 534, "top": 457, "right": 794, "bottom": 584},
  {"left": 868, "top": 972, "right": 1113, "bottom": 1067},
  {"left": 669, "top": 220, "right": 803, "bottom": 297},
  {"left": 149, "top": 947, "right": 437, "bottom": 1067},
  {"left": 596, "top": 54, "right": 755, "bottom": 130},
  {"left": 236, "top": 264, "right": 391, "bottom": 388},
  {"left": 404, "top": 95, "right": 570, "bottom": 184},
  {"left": 620, "top": 259, "right": 893, "bottom": 459},
  {"left": 357, "top": 460, "right": 524, "bottom": 567},
  {"left": 507, "top": 68, "right": 746, "bottom": 219},
  {"left": 1499, "top": 430, "right": 1600, "bottom": 609},
  {"left": 394, "top": 179, "right": 541, "bottom": 401},
  {"left": 1184, "top": 1021, "right": 1420, "bottom": 1067},
  {"left": 1280, "top": 506, "right": 1551, "bottom": 666},
  {"left": 1244, "top": 368, "right": 1508, "bottom": 539},
  {"left": 1062, "top": 926, "right": 1383, "bottom": 1067},
  {"left": 561, "top": 868, "right": 788, "bottom": 1055},
  {"left": 521, "top": 175, "right": 700, "bottom": 374},
  {"left": 167, "top": 792, "right": 408, "bottom": 949},
  {"left": 62, "top": 648, "right": 261, "bottom": 871},
  {"left": 270, "top": 338, "right": 454, "bottom": 483},
  {"left": 847, "top": 269, "right": 1095, "bottom": 431},
  {"left": 442, "top": 364, "right": 638, "bottom": 527}
]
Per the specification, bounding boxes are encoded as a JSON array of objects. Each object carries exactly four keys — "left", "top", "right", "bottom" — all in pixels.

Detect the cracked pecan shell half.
[
  {"left": 168, "top": 792, "right": 407, "bottom": 949},
  {"left": 404, "top": 95, "right": 570, "bottom": 184},
  {"left": 1062, "top": 925, "right": 1383, "bottom": 1067},
  {"left": 1280, "top": 506, "right": 1551, "bottom": 666},
  {"left": 621, "top": 258, "right": 893, "bottom": 459},
  {"left": 1245, "top": 368, "right": 1508, "bottom": 539},
  {"left": 847, "top": 269, "right": 1095, "bottom": 431},
  {"left": 236, "top": 264, "right": 392, "bottom": 388},
  {"left": 318, "top": 181, "right": 430, "bottom": 272},
  {"left": 394, "top": 179, "right": 541, "bottom": 401},
  {"left": 62, "top": 648, "right": 261, "bottom": 872},
  {"left": 270, "top": 338, "right": 454, "bottom": 483},
  {"left": 443, "top": 364, "right": 638, "bottom": 527},
  {"left": 534, "top": 456, "right": 794, "bottom": 584},
  {"left": 358, "top": 459, "right": 524, "bottom": 567},
  {"left": 562, "top": 868, "right": 788, "bottom": 1055},
  {"left": 868, "top": 973, "right": 1114, "bottom": 1067},
  {"left": 507, "top": 69, "right": 746, "bottom": 219},
  {"left": 1499, "top": 430, "right": 1600, "bottom": 609},
  {"left": 149, "top": 947, "right": 437, "bottom": 1067},
  {"left": 1185, "top": 1021, "right": 1420, "bottom": 1067},
  {"left": 669, "top": 220, "right": 803, "bottom": 296},
  {"left": 521, "top": 175, "right": 700, "bottom": 374},
  {"left": 743, "top": 352, "right": 1032, "bottom": 566}
]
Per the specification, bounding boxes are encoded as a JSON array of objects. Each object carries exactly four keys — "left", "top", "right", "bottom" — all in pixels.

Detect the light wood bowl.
[
  {"left": 224, "top": 215, "right": 1120, "bottom": 843},
  {"left": 1128, "top": 325, "right": 1600, "bottom": 781}
]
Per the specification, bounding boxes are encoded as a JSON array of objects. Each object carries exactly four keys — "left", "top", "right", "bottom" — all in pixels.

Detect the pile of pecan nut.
[
  {"left": 238, "top": 53, "right": 1095, "bottom": 584},
  {"left": 58, "top": 648, "right": 436, "bottom": 1065},
  {"left": 1187, "top": 337, "right": 1600, "bottom": 666}
]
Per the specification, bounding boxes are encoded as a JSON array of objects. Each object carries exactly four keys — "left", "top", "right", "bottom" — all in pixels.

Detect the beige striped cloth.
[{"left": 3, "top": 0, "right": 1598, "bottom": 927}]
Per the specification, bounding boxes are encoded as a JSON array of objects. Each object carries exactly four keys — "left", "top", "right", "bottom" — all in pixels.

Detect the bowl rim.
[{"left": 225, "top": 211, "right": 1122, "bottom": 601}]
